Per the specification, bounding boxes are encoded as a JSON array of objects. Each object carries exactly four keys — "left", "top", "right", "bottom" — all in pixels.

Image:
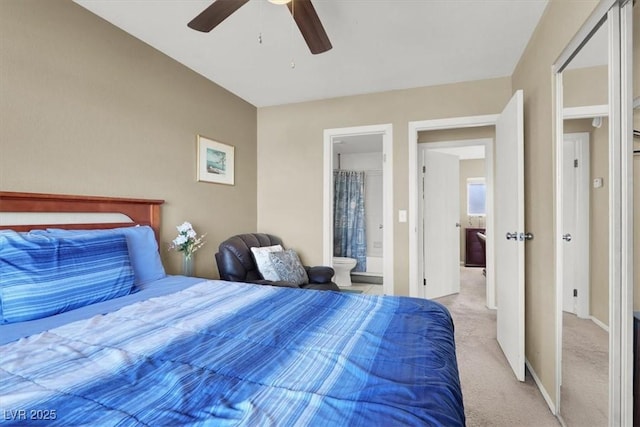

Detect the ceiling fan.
[{"left": 188, "top": 0, "right": 332, "bottom": 55}]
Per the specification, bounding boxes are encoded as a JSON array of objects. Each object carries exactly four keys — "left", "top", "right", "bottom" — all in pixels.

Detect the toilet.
[{"left": 332, "top": 257, "right": 357, "bottom": 287}]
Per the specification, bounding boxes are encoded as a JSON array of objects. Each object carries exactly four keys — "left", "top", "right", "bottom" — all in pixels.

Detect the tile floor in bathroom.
[{"left": 338, "top": 283, "right": 384, "bottom": 295}]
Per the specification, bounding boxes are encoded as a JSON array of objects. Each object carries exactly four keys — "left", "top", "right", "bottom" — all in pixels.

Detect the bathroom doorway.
[{"left": 323, "top": 124, "right": 394, "bottom": 295}]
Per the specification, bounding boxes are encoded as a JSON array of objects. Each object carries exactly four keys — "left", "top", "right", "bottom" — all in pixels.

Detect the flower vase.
[{"left": 182, "top": 254, "right": 194, "bottom": 277}]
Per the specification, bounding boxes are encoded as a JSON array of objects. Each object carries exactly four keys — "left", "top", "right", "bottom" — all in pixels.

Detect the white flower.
[
  {"left": 177, "top": 222, "right": 192, "bottom": 234},
  {"left": 169, "top": 221, "right": 206, "bottom": 257},
  {"left": 173, "top": 235, "right": 188, "bottom": 246}
]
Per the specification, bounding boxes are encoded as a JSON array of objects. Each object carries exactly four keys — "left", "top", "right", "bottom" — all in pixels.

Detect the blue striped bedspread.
[{"left": 0, "top": 280, "right": 464, "bottom": 426}]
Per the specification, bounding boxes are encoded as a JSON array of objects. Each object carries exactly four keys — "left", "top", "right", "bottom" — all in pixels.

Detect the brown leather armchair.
[{"left": 215, "top": 233, "right": 340, "bottom": 291}]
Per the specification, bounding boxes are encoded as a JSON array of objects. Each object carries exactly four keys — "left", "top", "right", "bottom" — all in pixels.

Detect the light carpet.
[
  {"left": 436, "top": 267, "right": 560, "bottom": 426},
  {"left": 559, "top": 311, "right": 608, "bottom": 426}
]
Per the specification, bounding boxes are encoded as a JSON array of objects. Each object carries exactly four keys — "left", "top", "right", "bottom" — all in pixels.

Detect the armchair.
[{"left": 215, "top": 233, "right": 340, "bottom": 291}]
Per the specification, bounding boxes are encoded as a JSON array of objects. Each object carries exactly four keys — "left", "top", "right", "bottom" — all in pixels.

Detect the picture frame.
[{"left": 196, "top": 135, "right": 235, "bottom": 185}]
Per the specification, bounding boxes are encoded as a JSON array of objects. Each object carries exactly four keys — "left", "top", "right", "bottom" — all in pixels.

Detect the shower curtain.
[{"left": 333, "top": 170, "right": 367, "bottom": 272}]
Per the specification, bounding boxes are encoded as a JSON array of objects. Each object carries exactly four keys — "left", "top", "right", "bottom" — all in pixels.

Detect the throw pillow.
[
  {"left": 0, "top": 231, "right": 134, "bottom": 324},
  {"left": 44, "top": 225, "right": 166, "bottom": 287},
  {"left": 269, "top": 249, "right": 309, "bottom": 286},
  {"left": 250, "top": 244, "right": 284, "bottom": 281}
]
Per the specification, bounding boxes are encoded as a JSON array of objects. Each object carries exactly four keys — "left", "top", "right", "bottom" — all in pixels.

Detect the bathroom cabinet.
[{"left": 464, "top": 228, "right": 486, "bottom": 268}]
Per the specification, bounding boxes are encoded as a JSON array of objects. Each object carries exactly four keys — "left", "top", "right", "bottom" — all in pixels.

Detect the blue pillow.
[
  {"left": 0, "top": 230, "right": 134, "bottom": 324},
  {"left": 45, "top": 226, "right": 166, "bottom": 287}
]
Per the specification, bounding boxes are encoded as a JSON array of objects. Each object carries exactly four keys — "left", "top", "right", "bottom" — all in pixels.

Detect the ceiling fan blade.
[
  {"left": 287, "top": 0, "right": 332, "bottom": 55},
  {"left": 188, "top": 0, "right": 250, "bottom": 33}
]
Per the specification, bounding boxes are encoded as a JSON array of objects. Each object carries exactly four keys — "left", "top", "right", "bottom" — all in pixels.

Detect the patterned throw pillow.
[
  {"left": 250, "top": 245, "right": 284, "bottom": 281},
  {"left": 269, "top": 249, "right": 309, "bottom": 286}
]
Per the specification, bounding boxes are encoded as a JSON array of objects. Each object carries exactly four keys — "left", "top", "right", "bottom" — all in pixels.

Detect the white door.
[
  {"left": 495, "top": 90, "right": 525, "bottom": 382},
  {"left": 562, "top": 136, "right": 578, "bottom": 314},
  {"left": 422, "top": 149, "right": 460, "bottom": 299},
  {"left": 562, "top": 133, "right": 590, "bottom": 318}
]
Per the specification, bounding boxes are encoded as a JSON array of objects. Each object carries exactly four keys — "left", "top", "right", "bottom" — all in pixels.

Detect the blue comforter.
[{"left": 0, "top": 280, "right": 464, "bottom": 426}]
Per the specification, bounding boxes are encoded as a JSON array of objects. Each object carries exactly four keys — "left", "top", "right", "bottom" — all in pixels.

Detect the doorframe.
[
  {"left": 323, "top": 124, "right": 394, "bottom": 296},
  {"left": 408, "top": 115, "right": 498, "bottom": 308},
  {"left": 418, "top": 138, "right": 493, "bottom": 301},
  {"left": 562, "top": 131, "right": 591, "bottom": 319}
]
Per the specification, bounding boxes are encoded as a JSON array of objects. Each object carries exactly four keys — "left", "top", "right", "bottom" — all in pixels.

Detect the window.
[{"left": 467, "top": 178, "right": 486, "bottom": 216}]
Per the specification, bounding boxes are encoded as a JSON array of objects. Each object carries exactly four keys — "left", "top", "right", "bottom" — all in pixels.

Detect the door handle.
[
  {"left": 455, "top": 222, "right": 461, "bottom": 228},
  {"left": 506, "top": 232, "right": 518, "bottom": 241},
  {"left": 521, "top": 232, "right": 534, "bottom": 241},
  {"left": 562, "top": 233, "right": 572, "bottom": 242}
]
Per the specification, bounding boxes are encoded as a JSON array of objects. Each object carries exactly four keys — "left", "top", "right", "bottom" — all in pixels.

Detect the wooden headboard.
[{"left": 0, "top": 192, "right": 165, "bottom": 239}]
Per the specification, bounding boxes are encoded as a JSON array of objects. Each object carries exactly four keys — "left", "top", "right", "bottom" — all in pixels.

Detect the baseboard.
[
  {"left": 351, "top": 273, "right": 383, "bottom": 285},
  {"left": 590, "top": 316, "right": 609, "bottom": 332},
  {"left": 525, "top": 358, "right": 557, "bottom": 415}
]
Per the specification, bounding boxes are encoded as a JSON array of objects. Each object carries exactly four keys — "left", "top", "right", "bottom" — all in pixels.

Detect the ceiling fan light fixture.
[{"left": 189, "top": 0, "right": 331, "bottom": 55}]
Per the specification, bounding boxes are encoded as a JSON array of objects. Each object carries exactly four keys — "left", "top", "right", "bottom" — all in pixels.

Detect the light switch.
[
  {"left": 398, "top": 210, "right": 407, "bottom": 223},
  {"left": 593, "top": 177, "right": 604, "bottom": 188}
]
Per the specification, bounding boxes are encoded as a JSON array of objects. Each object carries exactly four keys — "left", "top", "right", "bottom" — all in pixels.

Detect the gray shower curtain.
[{"left": 333, "top": 170, "right": 366, "bottom": 272}]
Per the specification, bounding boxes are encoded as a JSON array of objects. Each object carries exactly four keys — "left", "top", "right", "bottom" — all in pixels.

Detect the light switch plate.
[
  {"left": 593, "top": 177, "right": 604, "bottom": 188},
  {"left": 398, "top": 210, "right": 407, "bottom": 223}
]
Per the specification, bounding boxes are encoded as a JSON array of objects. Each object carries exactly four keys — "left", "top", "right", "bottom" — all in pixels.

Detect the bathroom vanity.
[{"left": 464, "top": 227, "right": 486, "bottom": 268}]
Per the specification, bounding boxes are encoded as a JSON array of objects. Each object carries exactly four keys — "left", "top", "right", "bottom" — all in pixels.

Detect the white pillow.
[{"left": 250, "top": 244, "right": 284, "bottom": 281}]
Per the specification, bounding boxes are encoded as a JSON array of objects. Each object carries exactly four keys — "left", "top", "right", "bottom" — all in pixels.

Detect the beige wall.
[
  {"left": 588, "top": 119, "right": 610, "bottom": 324},
  {"left": 511, "top": 0, "right": 599, "bottom": 407},
  {"left": 459, "top": 160, "right": 487, "bottom": 263},
  {"left": 257, "top": 77, "right": 512, "bottom": 296},
  {"left": 564, "top": 119, "right": 610, "bottom": 325},
  {"left": 564, "top": 65, "right": 608, "bottom": 107},
  {"left": 0, "top": 0, "right": 258, "bottom": 278}
]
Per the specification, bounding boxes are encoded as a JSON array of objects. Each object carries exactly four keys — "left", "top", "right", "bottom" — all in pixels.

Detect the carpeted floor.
[
  {"left": 436, "top": 267, "right": 561, "bottom": 426},
  {"left": 559, "top": 312, "right": 608, "bottom": 426}
]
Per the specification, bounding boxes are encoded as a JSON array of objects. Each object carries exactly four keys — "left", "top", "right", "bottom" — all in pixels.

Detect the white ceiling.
[{"left": 74, "top": 0, "right": 549, "bottom": 108}]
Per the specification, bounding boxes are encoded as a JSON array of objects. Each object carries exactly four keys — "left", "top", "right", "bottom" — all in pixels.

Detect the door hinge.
[
  {"left": 422, "top": 165, "right": 426, "bottom": 173},
  {"left": 423, "top": 278, "right": 427, "bottom": 287},
  {"left": 573, "top": 289, "right": 578, "bottom": 297},
  {"left": 574, "top": 159, "right": 578, "bottom": 168}
]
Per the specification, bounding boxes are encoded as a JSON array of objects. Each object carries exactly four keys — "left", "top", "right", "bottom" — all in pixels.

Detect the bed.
[{"left": 0, "top": 191, "right": 465, "bottom": 426}]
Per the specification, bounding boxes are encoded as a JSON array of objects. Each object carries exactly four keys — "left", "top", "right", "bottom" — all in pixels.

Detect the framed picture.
[{"left": 196, "top": 135, "right": 235, "bottom": 185}]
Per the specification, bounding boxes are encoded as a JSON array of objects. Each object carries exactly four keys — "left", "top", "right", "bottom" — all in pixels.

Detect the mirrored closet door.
[
  {"left": 559, "top": 15, "right": 610, "bottom": 427},
  {"left": 554, "top": 0, "right": 635, "bottom": 425}
]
